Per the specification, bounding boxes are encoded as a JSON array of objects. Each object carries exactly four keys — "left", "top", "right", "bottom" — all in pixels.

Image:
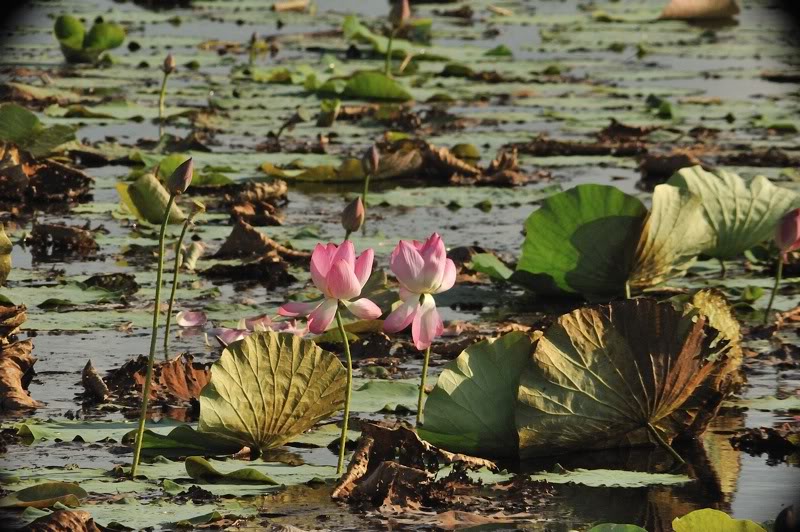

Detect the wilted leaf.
[
  {"left": 516, "top": 184, "right": 646, "bottom": 296},
  {"left": 198, "top": 332, "right": 347, "bottom": 451},
  {"left": 185, "top": 456, "right": 278, "bottom": 485},
  {"left": 629, "top": 184, "right": 713, "bottom": 290},
  {"left": 116, "top": 173, "right": 186, "bottom": 224},
  {"left": 0, "top": 482, "right": 87, "bottom": 509},
  {"left": 667, "top": 166, "right": 800, "bottom": 259},
  {"left": 0, "top": 338, "right": 40, "bottom": 411},
  {"left": 26, "top": 510, "right": 102, "bottom": 532},
  {"left": 419, "top": 332, "right": 534, "bottom": 457},
  {"left": 671, "top": 509, "right": 765, "bottom": 532},
  {"left": 516, "top": 298, "right": 733, "bottom": 458}
]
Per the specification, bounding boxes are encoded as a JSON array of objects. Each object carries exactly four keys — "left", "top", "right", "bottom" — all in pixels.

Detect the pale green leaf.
[{"left": 671, "top": 508, "right": 766, "bottom": 532}]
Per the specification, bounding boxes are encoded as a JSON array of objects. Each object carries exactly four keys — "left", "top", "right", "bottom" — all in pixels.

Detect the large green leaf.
[
  {"left": 198, "top": 332, "right": 347, "bottom": 452},
  {"left": 516, "top": 184, "right": 647, "bottom": 296},
  {"left": 53, "top": 15, "right": 85, "bottom": 61},
  {"left": 419, "top": 332, "right": 535, "bottom": 457},
  {"left": 515, "top": 298, "right": 733, "bottom": 458},
  {"left": 0, "top": 482, "right": 87, "bottom": 509},
  {"left": 117, "top": 173, "right": 186, "bottom": 224},
  {"left": 0, "top": 223, "right": 11, "bottom": 286},
  {"left": 0, "top": 104, "right": 75, "bottom": 157},
  {"left": 667, "top": 166, "right": 800, "bottom": 259},
  {"left": 83, "top": 22, "right": 125, "bottom": 53},
  {"left": 629, "top": 184, "right": 713, "bottom": 290},
  {"left": 671, "top": 509, "right": 766, "bottom": 532},
  {"left": 341, "top": 71, "right": 413, "bottom": 102}
]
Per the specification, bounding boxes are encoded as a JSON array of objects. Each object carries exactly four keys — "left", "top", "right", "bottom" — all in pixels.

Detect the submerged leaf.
[
  {"left": 198, "top": 332, "right": 347, "bottom": 451},
  {"left": 419, "top": 332, "right": 534, "bottom": 457},
  {"left": 516, "top": 298, "right": 733, "bottom": 458},
  {"left": 667, "top": 166, "right": 800, "bottom": 259},
  {"left": 516, "top": 184, "right": 646, "bottom": 296}
]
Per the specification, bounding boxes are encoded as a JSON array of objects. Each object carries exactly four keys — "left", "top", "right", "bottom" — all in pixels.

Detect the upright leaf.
[
  {"left": 515, "top": 299, "right": 732, "bottom": 458},
  {"left": 516, "top": 184, "right": 646, "bottom": 296},
  {"left": 199, "top": 332, "right": 347, "bottom": 451},
  {"left": 667, "top": 166, "right": 800, "bottom": 259},
  {"left": 629, "top": 184, "right": 713, "bottom": 290},
  {"left": 83, "top": 22, "right": 125, "bottom": 53},
  {"left": 117, "top": 173, "right": 186, "bottom": 224},
  {"left": 419, "top": 332, "right": 535, "bottom": 457}
]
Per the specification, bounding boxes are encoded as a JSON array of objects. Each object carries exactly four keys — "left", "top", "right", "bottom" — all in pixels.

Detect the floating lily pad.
[
  {"left": 529, "top": 468, "right": 692, "bottom": 488},
  {"left": 0, "top": 482, "right": 87, "bottom": 509},
  {"left": 185, "top": 456, "right": 278, "bottom": 485}
]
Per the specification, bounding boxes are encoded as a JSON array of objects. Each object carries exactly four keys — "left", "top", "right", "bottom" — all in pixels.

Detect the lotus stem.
[
  {"left": 624, "top": 281, "right": 631, "bottom": 300},
  {"left": 344, "top": 230, "right": 352, "bottom": 241},
  {"left": 718, "top": 258, "right": 726, "bottom": 279},
  {"left": 764, "top": 258, "right": 784, "bottom": 325},
  {"left": 335, "top": 308, "right": 353, "bottom": 475},
  {"left": 646, "top": 422, "right": 684, "bottom": 466},
  {"left": 131, "top": 194, "right": 176, "bottom": 478},
  {"left": 163, "top": 216, "right": 192, "bottom": 354},
  {"left": 360, "top": 186, "right": 370, "bottom": 235},
  {"left": 416, "top": 345, "right": 431, "bottom": 425},
  {"left": 384, "top": 28, "right": 397, "bottom": 76},
  {"left": 158, "top": 71, "right": 170, "bottom": 139}
]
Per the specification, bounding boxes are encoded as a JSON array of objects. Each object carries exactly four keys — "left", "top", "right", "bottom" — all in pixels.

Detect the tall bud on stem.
[
  {"left": 385, "top": 0, "right": 410, "bottom": 76},
  {"left": 158, "top": 53, "right": 176, "bottom": 139},
  {"left": 765, "top": 208, "right": 800, "bottom": 324}
]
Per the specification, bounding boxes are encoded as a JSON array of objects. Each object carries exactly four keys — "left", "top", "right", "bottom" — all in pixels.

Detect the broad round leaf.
[
  {"left": 516, "top": 184, "right": 647, "bottom": 296},
  {"left": 515, "top": 298, "right": 733, "bottom": 458},
  {"left": 419, "top": 332, "right": 535, "bottom": 457},
  {"left": 672, "top": 509, "right": 765, "bottom": 532},
  {"left": 629, "top": 184, "right": 713, "bottom": 290},
  {"left": 667, "top": 166, "right": 800, "bottom": 259},
  {"left": 199, "top": 332, "right": 347, "bottom": 451}
]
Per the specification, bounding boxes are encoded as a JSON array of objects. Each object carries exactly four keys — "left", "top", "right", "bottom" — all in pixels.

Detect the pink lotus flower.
[
  {"left": 175, "top": 310, "right": 207, "bottom": 328},
  {"left": 776, "top": 208, "right": 800, "bottom": 262},
  {"left": 384, "top": 233, "right": 456, "bottom": 350},
  {"left": 279, "top": 241, "right": 381, "bottom": 333}
]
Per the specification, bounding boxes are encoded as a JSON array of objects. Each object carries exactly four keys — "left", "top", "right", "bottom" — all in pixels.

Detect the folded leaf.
[
  {"left": 185, "top": 456, "right": 278, "bottom": 485},
  {"left": 516, "top": 298, "right": 733, "bottom": 458},
  {"left": 667, "top": 166, "right": 800, "bottom": 259},
  {"left": 198, "top": 332, "right": 347, "bottom": 451},
  {"left": 419, "top": 332, "right": 535, "bottom": 457},
  {"left": 117, "top": 173, "right": 186, "bottom": 224}
]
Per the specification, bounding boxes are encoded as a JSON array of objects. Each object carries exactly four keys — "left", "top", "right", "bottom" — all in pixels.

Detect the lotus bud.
[
  {"left": 162, "top": 53, "right": 176, "bottom": 74},
  {"left": 775, "top": 207, "right": 800, "bottom": 261},
  {"left": 361, "top": 144, "right": 380, "bottom": 177},
  {"left": 166, "top": 158, "right": 193, "bottom": 195},
  {"left": 341, "top": 196, "right": 365, "bottom": 233},
  {"left": 389, "top": 0, "right": 411, "bottom": 29}
]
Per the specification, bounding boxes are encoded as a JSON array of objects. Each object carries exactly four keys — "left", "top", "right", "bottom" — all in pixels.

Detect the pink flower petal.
[
  {"left": 326, "top": 259, "right": 362, "bottom": 300},
  {"left": 411, "top": 294, "right": 443, "bottom": 350},
  {"left": 214, "top": 328, "right": 250, "bottom": 346},
  {"left": 308, "top": 298, "right": 338, "bottom": 334},
  {"left": 344, "top": 298, "right": 382, "bottom": 320},
  {"left": 390, "top": 240, "right": 426, "bottom": 292},
  {"left": 332, "top": 240, "right": 355, "bottom": 268},
  {"left": 311, "top": 243, "right": 336, "bottom": 293},
  {"left": 418, "top": 235, "right": 447, "bottom": 291},
  {"left": 243, "top": 314, "right": 274, "bottom": 330},
  {"left": 279, "top": 300, "right": 321, "bottom": 317},
  {"left": 434, "top": 258, "right": 456, "bottom": 294},
  {"left": 354, "top": 248, "right": 374, "bottom": 289},
  {"left": 383, "top": 296, "right": 420, "bottom": 333},
  {"left": 175, "top": 310, "right": 207, "bottom": 328}
]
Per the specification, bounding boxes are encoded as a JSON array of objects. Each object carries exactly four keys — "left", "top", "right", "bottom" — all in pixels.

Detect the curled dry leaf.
[
  {"left": 0, "top": 304, "right": 41, "bottom": 411},
  {"left": 26, "top": 510, "right": 102, "bottom": 532},
  {"left": 660, "top": 0, "right": 740, "bottom": 20},
  {"left": 201, "top": 256, "right": 296, "bottom": 288},
  {"left": 0, "top": 304, "right": 26, "bottom": 342},
  {"left": 29, "top": 223, "right": 98, "bottom": 258},
  {"left": 512, "top": 133, "right": 647, "bottom": 158},
  {"left": 0, "top": 144, "right": 92, "bottom": 205},
  {"left": 81, "top": 359, "right": 109, "bottom": 402},
  {"left": 214, "top": 218, "right": 309, "bottom": 262},
  {"left": 105, "top": 353, "right": 211, "bottom": 404}
]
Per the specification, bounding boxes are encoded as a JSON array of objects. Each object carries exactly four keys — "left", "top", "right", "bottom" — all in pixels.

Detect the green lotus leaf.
[
  {"left": 629, "top": 184, "right": 713, "bottom": 291},
  {"left": 117, "top": 173, "right": 186, "bottom": 225},
  {"left": 667, "top": 166, "right": 800, "bottom": 260},
  {"left": 671, "top": 508, "right": 765, "bottom": 532},
  {"left": 588, "top": 525, "right": 648, "bottom": 532},
  {"left": 515, "top": 298, "right": 733, "bottom": 458},
  {"left": 340, "top": 71, "right": 413, "bottom": 102},
  {"left": 53, "top": 15, "right": 85, "bottom": 56},
  {"left": 198, "top": 332, "right": 347, "bottom": 452},
  {"left": 469, "top": 253, "right": 513, "bottom": 281},
  {"left": 0, "top": 482, "right": 87, "bottom": 509},
  {"left": 185, "top": 456, "right": 278, "bottom": 485},
  {"left": 83, "top": 22, "right": 125, "bottom": 53},
  {"left": 0, "top": 104, "right": 75, "bottom": 157},
  {"left": 529, "top": 468, "right": 691, "bottom": 488},
  {"left": 0, "top": 223, "right": 11, "bottom": 286},
  {"left": 419, "top": 332, "right": 535, "bottom": 457},
  {"left": 516, "top": 184, "right": 647, "bottom": 296}
]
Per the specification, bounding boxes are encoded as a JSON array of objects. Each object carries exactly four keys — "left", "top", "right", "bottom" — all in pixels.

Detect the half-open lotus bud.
[
  {"left": 166, "top": 158, "right": 193, "bottom": 195},
  {"left": 389, "top": 0, "right": 411, "bottom": 29},
  {"left": 361, "top": 144, "right": 380, "bottom": 176},
  {"left": 775, "top": 208, "right": 800, "bottom": 260},
  {"left": 341, "top": 196, "right": 365, "bottom": 233},
  {"left": 163, "top": 53, "right": 176, "bottom": 74}
]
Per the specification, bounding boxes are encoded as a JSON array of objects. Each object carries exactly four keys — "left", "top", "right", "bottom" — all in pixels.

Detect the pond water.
[{"left": 1, "top": 0, "right": 799, "bottom": 529}]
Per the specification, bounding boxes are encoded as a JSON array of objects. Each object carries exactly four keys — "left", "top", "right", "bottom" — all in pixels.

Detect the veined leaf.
[
  {"left": 515, "top": 298, "right": 733, "bottom": 458},
  {"left": 419, "top": 332, "right": 535, "bottom": 457},
  {"left": 667, "top": 166, "right": 800, "bottom": 259},
  {"left": 198, "top": 332, "right": 347, "bottom": 451},
  {"left": 516, "top": 184, "right": 646, "bottom": 296},
  {"left": 629, "top": 184, "right": 713, "bottom": 290}
]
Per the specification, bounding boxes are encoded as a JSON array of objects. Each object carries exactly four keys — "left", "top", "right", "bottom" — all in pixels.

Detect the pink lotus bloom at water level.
[
  {"left": 279, "top": 241, "right": 381, "bottom": 333},
  {"left": 384, "top": 233, "right": 456, "bottom": 350}
]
